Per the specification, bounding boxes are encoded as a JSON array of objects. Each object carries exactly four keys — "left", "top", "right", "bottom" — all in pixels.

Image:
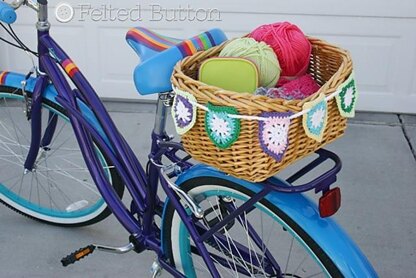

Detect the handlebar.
[{"left": 0, "top": 1, "right": 17, "bottom": 24}]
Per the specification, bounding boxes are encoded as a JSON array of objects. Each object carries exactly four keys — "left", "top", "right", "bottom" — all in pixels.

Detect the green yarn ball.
[{"left": 219, "top": 38, "right": 281, "bottom": 88}]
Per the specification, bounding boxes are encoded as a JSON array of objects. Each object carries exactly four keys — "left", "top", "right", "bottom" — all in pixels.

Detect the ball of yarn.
[
  {"left": 219, "top": 38, "right": 281, "bottom": 88},
  {"left": 250, "top": 22, "right": 311, "bottom": 85},
  {"left": 255, "top": 74, "right": 320, "bottom": 100},
  {"left": 276, "top": 74, "right": 320, "bottom": 99}
]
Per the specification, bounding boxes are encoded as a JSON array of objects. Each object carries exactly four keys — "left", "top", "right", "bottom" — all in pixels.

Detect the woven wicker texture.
[{"left": 172, "top": 37, "right": 352, "bottom": 182}]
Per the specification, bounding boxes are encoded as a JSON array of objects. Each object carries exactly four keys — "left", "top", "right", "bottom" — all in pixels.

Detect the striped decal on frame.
[{"left": 62, "top": 59, "right": 79, "bottom": 78}]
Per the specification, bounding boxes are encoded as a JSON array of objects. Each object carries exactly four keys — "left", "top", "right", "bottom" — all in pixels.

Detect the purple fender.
[{"left": 173, "top": 164, "right": 378, "bottom": 277}]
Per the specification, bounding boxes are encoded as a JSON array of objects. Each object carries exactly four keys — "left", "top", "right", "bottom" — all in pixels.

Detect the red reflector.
[{"left": 319, "top": 187, "right": 341, "bottom": 218}]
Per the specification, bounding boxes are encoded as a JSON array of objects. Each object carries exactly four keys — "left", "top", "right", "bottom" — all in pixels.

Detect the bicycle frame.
[
  {"left": 25, "top": 28, "right": 247, "bottom": 276},
  {"left": 25, "top": 32, "right": 336, "bottom": 277},
  {"left": 14, "top": 23, "right": 341, "bottom": 278},
  {"left": 14, "top": 16, "right": 229, "bottom": 276}
]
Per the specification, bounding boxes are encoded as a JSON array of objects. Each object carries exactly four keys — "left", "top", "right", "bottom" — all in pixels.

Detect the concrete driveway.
[{"left": 1, "top": 102, "right": 415, "bottom": 277}]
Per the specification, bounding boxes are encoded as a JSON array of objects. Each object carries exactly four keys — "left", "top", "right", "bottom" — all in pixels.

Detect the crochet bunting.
[
  {"left": 336, "top": 73, "right": 358, "bottom": 118},
  {"left": 303, "top": 93, "right": 328, "bottom": 142},
  {"left": 171, "top": 89, "right": 197, "bottom": 135},
  {"left": 258, "top": 112, "right": 292, "bottom": 162},
  {"left": 205, "top": 103, "right": 240, "bottom": 149}
]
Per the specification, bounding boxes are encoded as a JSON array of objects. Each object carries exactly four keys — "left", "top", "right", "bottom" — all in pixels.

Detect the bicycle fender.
[
  {"left": 174, "top": 164, "right": 378, "bottom": 278},
  {"left": 0, "top": 71, "right": 109, "bottom": 146}
]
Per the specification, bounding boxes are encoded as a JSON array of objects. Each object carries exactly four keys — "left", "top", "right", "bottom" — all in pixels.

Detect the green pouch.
[{"left": 199, "top": 57, "right": 259, "bottom": 93}]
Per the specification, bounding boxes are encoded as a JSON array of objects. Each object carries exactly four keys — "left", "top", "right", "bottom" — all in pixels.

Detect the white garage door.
[{"left": 1, "top": 0, "right": 415, "bottom": 113}]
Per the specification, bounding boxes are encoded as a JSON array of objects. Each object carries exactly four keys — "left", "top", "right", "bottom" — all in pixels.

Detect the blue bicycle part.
[
  {"left": 0, "top": 1, "right": 17, "bottom": 24},
  {"left": 0, "top": 84, "right": 124, "bottom": 226},
  {"left": 161, "top": 164, "right": 378, "bottom": 277},
  {"left": 127, "top": 28, "right": 227, "bottom": 95}
]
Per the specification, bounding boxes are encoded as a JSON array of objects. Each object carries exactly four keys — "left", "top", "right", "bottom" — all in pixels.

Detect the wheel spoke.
[
  {"left": 0, "top": 135, "right": 25, "bottom": 163},
  {"left": 32, "top": 171, "right": 68, "bottom": 211},
  {"left": 5, "top": 177, "right": 21, "bottom": 192},
  {"left": 167, "top": 184, "right": 333, "bottom": 277},
  {"left": 0, "top": 93, "right": 115, "bottom": 225},
  {"left": 304, "top": 272, "right": 324, "bottom": 278},
  {"left": 37, "top": 164, "right": 99, "bottom": 196},
  {"left": 0, "top": 156, "right": 24, "bottom": 167},
  {"left": 2, "top": 98, "right": 30, "bottom": 153},
  {"left": 208, "top": 200, "right": 253, "bottom": 275},
  {"left": 293, "top": 254, "right": 309, "bottom": 277},
  {"left": 284, "top": 238, "right": 295, "bottom": 275},
  {"left": 200, "top": 219, "right": 239, "bottom": 277}
]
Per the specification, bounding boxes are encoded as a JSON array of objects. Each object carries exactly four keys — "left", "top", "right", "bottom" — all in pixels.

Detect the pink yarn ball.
[
  {"left": 255, "top": 74, "right": 320, "bottom": 100},
  {"left": 250, "top": 22, "right": 312, "bottom": 85},
  {"left": 276, "top": 74, "right": 320, "bottom": 100}
]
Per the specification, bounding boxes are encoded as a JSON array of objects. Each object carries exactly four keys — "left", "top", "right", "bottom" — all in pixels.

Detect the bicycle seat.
[{"left": 126, "top": 27, "right": 227, "bottom": 95}]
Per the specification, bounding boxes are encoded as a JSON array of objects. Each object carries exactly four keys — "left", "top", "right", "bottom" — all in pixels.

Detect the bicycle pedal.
[{"left": 61, "top": 245, "right": 96, "bottom": 267}]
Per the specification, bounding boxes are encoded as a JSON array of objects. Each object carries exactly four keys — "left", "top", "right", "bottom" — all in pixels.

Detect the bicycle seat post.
[{"left": 153, "top": 93, "right": 173, "bottom": 136}]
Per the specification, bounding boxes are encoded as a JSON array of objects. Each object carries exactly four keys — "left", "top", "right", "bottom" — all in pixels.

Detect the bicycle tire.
[
  {"left": 0, "top": 85, "right": 124, "bottom": 226},
  {"left": 162, "top": 176, "right": 343, "bottom": 277}
]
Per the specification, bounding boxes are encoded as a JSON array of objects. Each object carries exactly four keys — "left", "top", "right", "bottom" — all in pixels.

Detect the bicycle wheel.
[
  {"left": 0, "top": 85, "right": 123, "bottom": 226},
  {"left": 162, "top": 177, "right": 343, "bottom": 277}
]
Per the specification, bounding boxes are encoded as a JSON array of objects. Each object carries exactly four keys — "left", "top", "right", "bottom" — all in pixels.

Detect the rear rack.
[{"left": 265, "top": 148, "right": 341, "bottom": 194}]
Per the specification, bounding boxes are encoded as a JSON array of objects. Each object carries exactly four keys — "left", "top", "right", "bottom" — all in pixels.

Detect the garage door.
[{"left": 1, "top": 0, "right": 415, "bottom": 113}]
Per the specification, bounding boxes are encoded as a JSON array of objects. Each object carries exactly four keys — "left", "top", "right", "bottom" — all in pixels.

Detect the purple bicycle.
[{"left": 0, "top": 1, "right": 377, "bottom": 277}]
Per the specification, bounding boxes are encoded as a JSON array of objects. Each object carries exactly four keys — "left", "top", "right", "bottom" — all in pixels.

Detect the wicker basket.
[{"left": 171, "top": 37, "right": 352, "bottom": 182}]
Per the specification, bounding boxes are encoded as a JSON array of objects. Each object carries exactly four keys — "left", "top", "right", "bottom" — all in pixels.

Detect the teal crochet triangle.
[{"left": 205, "top": 103, "right": 241, "bottom": 149}]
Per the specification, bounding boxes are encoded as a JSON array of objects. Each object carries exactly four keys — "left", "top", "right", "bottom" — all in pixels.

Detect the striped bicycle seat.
[{"left": 126, "top": 27, "right": 227, "bottom": 95}]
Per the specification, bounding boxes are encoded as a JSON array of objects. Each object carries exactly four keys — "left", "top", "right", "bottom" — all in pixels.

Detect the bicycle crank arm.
[
  {"left": 93, "top": 242, "right": 135, "bottom": 254},
  {"left": 61, "top": 243, "right": 135, "bottom": 267}
]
